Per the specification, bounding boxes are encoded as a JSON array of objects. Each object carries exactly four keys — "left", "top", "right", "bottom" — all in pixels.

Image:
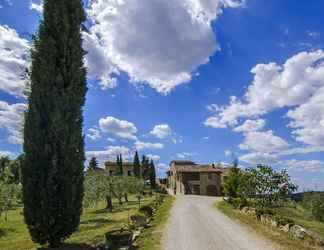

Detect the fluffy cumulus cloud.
[
  {"left": 86, "top": 146, "right": 132, "bottom": 163},
  {"left": 0, "top": 25, "right": 30, "bottom": 98},
  {"left": 239, "top": 152, "right": 279, "bottom": 165},
  {"left": 0, "top": 101, "right": 26, "bottom": 144},
  {"left": 30, "top": 0, "right": 43, "bottom": 13},
  {"left": 86, "top": 0, "right": 244, "bottom": 94},
  {"left": 239, "top": 130, "right": 289, "bottom": 153},
  {"left": 205, "top": 50, "right": 324, "bottom": 160},
  {"left": 146, "top": 154, "right": 160, "bottom": 161},
  {"left": 176, "top": 152, "right": 197, "bottom": 159},
  {"left": 99, "top": 116, "right": 138, "bottom": 140},
  {"left": 284, "top": 159, "right": 324, "bottom": 173},
  {"left": 205, "top": 50, "right": 324, "bottom": 130},
  {"left": 86, "top": 127, "right": 101, "bottom": 141},
  {"left": 150, "top": 124, "right": 172, "bottom": 139},
  {"left": 233, "top": 119, "right": 265, "bottom": 133},
  {"left": 134, "top": 140, "right": 164, "bottom": 150}
]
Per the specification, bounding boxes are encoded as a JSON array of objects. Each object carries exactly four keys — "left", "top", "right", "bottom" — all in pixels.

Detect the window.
[{"left": 208, "top": 173, "right": 213, "bottom": 180}]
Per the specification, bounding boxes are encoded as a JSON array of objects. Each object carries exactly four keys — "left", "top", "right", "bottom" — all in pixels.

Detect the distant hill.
[{"left": 290, "top": 191, "right": 324, "bottom": 202}]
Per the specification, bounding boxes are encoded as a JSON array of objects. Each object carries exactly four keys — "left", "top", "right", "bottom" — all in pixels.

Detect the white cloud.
[
  {"left": 107, "top": 137, "right": 116, "bottom": 142},
  {"left": 99, "top": 116, "right": 138, "bottom": 140},
  {"left": 204, "top": 50, "right": 324, "bottom": 129},
  {"left": 284, "top": 159, "right": 324, "bottom": 173},
  {"left": 150, "top": 124, "right": 172, "bottom": 139},
  {"left": 146, "top": 154, "right": 160, "bottom": 161},
  {"left": 86, "top": 127, "right": 101, "bottom": 141},
  {"left": 239, "top": 152, "right": 279, "bottom": 165},
  {"left": 0, "top": 150, "right": 14, "bottom": 158},
  {"left": 224, "top": 150, "right": 232, "bottom": 157},
  {"left": 176, "top": 152, "right": 197, "bottom": 159},
  {"left": 239, "top": 130, "right": 289, "bottom": 153},
  {"left": 86, "top": 0, "right": 244, "bottom": 94},
  {"left": 279, "top": 146, "right": 324, "bottom": 156},
  {"left": 287, "top": 87, "right": 324, "bottom": 146},
  {"left": 233, "top": 119, "right": 265, "bottom": 133},
  {"left": 0, "top": 101, "right": 26, "bottom": 144},
  {"left": 30, "top": 1, "right": 43, "bottom": 13},
  {"left": 86, "top": 145, "right": 132, "bottom": 163},
  {"left": 134, "top": 140, "right": 164, "bottom": 150},
  {"left": 0, "top": 25, "right": 30, "bottom": 98}
]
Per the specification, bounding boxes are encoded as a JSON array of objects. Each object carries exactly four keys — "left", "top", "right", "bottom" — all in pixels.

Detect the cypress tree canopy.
[
  {"left": 22, "top": 0, "right": 87, "bottom": 247},
  {"left": 133, "top": 151, "right": 141, "bottom": 178}
]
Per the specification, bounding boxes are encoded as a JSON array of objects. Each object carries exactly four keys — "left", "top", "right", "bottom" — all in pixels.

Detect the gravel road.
[{"left": 163, "top": 195, "right": 278, "bottom": 250}]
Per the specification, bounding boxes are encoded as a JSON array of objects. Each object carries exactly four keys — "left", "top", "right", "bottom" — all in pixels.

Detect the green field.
[
  {"left": 0, "top": 196, "right": 155, "bottom": 250},
  {"left": 216, "top": 201, "right": 324, "bottom": 250}
]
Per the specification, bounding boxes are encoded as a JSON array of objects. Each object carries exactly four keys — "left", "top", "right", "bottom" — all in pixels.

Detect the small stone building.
[
  {"left": 105, "top": 161, "right": 134, "bottom": 177},
  {"left": 167, "top": 160, "right": 231, "bottom": 196}
]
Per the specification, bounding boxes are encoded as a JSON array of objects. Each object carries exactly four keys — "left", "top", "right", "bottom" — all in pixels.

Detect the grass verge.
[
  {"left": 135, "top": 195, "right": 175, "bottom": 250},
  {"left": 0, "top": 196, "right": 154, "bottom": 250},
  {"left": 216, "top": 201, "right": 323, "bottom": 250}
]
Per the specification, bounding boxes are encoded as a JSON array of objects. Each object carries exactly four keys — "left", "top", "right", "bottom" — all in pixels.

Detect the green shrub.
[
  {"left": 273, "top": 215, "right": 294, "bottom": 225},
  {"left": 302, "top": 192, "right": 324, "bottom": 222}
]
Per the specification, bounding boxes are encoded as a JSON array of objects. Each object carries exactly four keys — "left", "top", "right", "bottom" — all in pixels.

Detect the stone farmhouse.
[
  {"left": 167, "top": 160, "right": 231, "bottom": 196},
  {"left": 105, "top": 161, "right": 135, "bottom": 177}
]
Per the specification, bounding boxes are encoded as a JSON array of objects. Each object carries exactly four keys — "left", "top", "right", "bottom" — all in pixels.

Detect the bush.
[
  {"left": 139, "top": 205, "right": 154, "bottom": 217},
  {"left": 302, "top": 192, "right": 324, "bottom": 222},
  {"left": 255, "top": 207, "right": 275, "bottom": 217},
  {"left": 273, "top": 215, "right": 295, "bottom": 226},
  {"left": 130, "top": 212, "right": 147, "bottom": 228}
]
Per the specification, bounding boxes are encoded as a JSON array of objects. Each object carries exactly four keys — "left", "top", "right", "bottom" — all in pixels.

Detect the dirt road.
[{"left": 163, "top": 195, "right": 278, "bottom": 250}]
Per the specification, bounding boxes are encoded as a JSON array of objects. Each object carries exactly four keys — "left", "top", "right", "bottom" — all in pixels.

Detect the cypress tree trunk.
[{"left": 22, "top": 0, "right": 87, "bottom": 247}]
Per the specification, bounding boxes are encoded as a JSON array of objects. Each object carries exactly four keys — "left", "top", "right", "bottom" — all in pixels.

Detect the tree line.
[{"left": 88, "top": 150, "right": 157, "bottom": 190}]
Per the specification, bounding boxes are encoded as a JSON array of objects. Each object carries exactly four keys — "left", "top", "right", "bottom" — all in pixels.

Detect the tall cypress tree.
[
  {"left": 88, "top": 156, "right": 98, "bottom": 171},
  {"left": 149, "top": 159, "right": 156, "bottom": 189},
  {"left": 133, "top": 151, "right": 140, "bottom": 178},
  {"left": 22, "top": 0, "right": 87, "bottom": 247},
  {"left": 117, "top": 154, "right": 123, "bottom": 175}
]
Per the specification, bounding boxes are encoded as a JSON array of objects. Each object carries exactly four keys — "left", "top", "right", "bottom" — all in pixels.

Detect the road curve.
[{"left": 163, "top": 195, "right": 278, "bottom": 250}]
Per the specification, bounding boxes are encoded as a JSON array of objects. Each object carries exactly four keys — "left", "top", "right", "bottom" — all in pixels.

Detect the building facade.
[
  {"left": 105, "top": 161, "right": 134, "bottom": 177},
  {"left": 167, "top": 160, "right": 231, "bottom": 196}
]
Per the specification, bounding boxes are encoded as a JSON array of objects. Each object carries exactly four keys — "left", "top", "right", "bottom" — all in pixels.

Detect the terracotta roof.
[
  {"left": 172, "top": 164, "right": 224, "bottom": 173},
  {"left": 170, "top": 160, "right": 196, "bottom": 165}
]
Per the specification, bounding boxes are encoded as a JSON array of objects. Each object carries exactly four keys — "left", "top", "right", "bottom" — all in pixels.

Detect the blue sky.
[{"left": 1, "top": 0, "right": 324, "bottom": 190}]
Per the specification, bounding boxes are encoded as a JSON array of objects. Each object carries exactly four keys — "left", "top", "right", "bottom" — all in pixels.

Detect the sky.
[{"left": 0, "top": 0, "right": 324, "bottom": 191}]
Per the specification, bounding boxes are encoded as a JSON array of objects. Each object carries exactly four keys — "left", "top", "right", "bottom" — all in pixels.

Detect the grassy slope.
[
  {"left": 135, "top": 196, "right": 175, "bottom": 250},
  {"left": 273, "top": 206, "right": 324, "bottom": 237},
  {"left": 0, "top": 196, "right": 154, "bottom": 250},
  {"left": 216, "top": 201, "right": 324, "bottom": 250}
]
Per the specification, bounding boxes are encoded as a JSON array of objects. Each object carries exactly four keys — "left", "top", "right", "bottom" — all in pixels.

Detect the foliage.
[
  {"left": 141, "top": 155, "right": 150, "bottom": 180},
  {"left": 0, "top": 168, "right": 22, "bottom": 221},
  {"left": 223, "top": 165, "right": 242, "bottom": 199},
  {"left": 244, "top": 165, "right": 298, "bottom": 208},
  {"left": 149, "top": 159, "right": 156, "bottom": 189},
  {"left": 133, "top": 151, "right": 141, "bottom": 178},
  {"left": 84, "top": 171, "right": 113, "bottom": 208},
  {"left": 302, "top": 192, "right": 324, "bottom": 222},
  {"left": 116, "top": 154, "right": 123, "bottom": 176},
  {"left": 22, "top": 0, "right": 87, "bottom": 246},
  {"left": 88, "top": 156, "right": 98, "bottom": 171}
]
